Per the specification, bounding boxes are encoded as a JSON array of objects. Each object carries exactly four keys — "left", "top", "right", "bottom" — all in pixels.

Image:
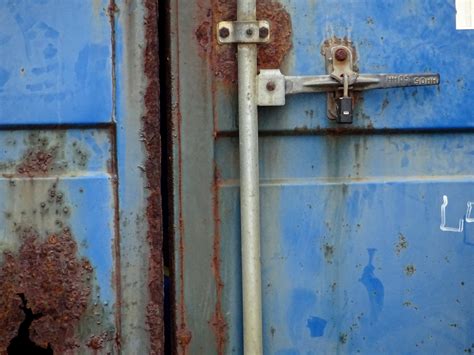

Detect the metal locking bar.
[
  {"left": 257, "top": 44, "right": 440, "bottom": 123},
  {"left": 257, "top": 70, "right": 440, "bottom": 104}
]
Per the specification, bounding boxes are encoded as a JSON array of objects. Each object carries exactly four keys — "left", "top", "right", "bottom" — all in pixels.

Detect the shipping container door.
[
  {"left": 0, "top": 1, "right": 160, "bottom": 353},
  {"left": 171, "top": 0, "right": 474, "bottom": 354}
]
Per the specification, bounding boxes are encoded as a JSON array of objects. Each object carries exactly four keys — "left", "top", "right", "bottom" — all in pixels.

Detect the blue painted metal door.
[
  {"left": 0, "top": 1, "right": 161, "bottom": 353},
  {"left": 171, "top": 0, "right": 474, "bottom": 354}
]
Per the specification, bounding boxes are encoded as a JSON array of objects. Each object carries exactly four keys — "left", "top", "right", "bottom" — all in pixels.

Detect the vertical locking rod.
[{"left": 237, "top": 0, "right": 263, "bottom": 354}]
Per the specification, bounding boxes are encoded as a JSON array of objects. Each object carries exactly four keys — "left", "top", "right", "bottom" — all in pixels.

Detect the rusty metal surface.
[
  {"left": 171, "top": 0, "right": 293, "bottom": 353},
  {"left": 0, "top": 129, "right": 116, "bottom": 354},
  {"left": 114, "top": 0, "right": 166, "bottom": 353},
  {"left": 195, "top": 0, "right": 292, "bottom": 85},
  {"left": 143, "top": 0, "right": 165, "bottom": 353}
]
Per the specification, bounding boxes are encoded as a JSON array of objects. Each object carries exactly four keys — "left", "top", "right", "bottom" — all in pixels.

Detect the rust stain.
[
  {"left": 323, "top": 243, "right": 334, "bottom": 264},
  {"left": 174, "top": 0, "right": 192, "bottom": 352},
  {"left": 87, "top": 331, "right": 113, "bottom": 351},
  {"left": 0, "top": 132, "right": 92, "bottom": 178},
  {"left": 210, "top": 165, "right": 227, "bottom": 354},
  {"left": 405, "top": 264, "right": 416, "bottom": 276},
  {"left": 16, "top": 134, "right": 60, "bottom": 177},
  {"left": 175, "top": 106, "right": 192, "bottom": 353},
  {"left": 16, "top": 149, "right": 56, "bottom": 177},
  {"left": 196, "top": 0, "right": 293, "bottom": 84},
  {"left": 321, "top": 37, "right": 358, "bottom": 65},
  {"left": 256, "top": 0, "right": 292, "bottom": 69},
  {"left": 143, "top": 0, "right": 165, "bottom": 354},
  {"left": 395, "top": 233, "right": 408, "bottom": 256},
  {"left": 107, "top": 0, "right": 122, "bottom": 351},
  {"left": 0, "top": 227, "right": 93, "bottom": 353}
]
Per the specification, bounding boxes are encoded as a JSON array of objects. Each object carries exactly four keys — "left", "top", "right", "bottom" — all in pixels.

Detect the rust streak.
[
  {"left": 174, "top": 0, "right": 192, "bottom": 353},
  {"left": 143, "top": 0, "right": 165, "bottom": 354},
  {"left": 107, "top": 0, "right": 122, "bottom": 351},
  {"left": 210, "top": 165, "right": 227, "bottom": 354}
]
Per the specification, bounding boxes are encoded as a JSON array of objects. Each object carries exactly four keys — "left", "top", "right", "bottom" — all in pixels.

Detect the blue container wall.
[{"left": 171, "top": 0, "right": 474, "bottom": 354}]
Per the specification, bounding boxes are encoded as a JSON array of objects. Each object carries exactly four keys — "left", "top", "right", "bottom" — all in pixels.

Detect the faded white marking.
[
  {"left": 466, "top": 202, "right": 474, "bottom": 223},
  {"left": 440, "top": 195, "right": 464, "bottom": 233}
]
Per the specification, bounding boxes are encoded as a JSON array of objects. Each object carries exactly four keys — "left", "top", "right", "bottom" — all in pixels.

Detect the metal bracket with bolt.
[{"left": 217, "top": 21, "right": 271, "bottom": 44}]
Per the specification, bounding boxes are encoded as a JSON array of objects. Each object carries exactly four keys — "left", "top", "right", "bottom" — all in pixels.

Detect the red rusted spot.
[
  {"left": 256, "top": 1, "right": 292, "bottom": 69},
  {"left": 196, "top": 0, "right": 292, "bottom": 84},
  {"left": 210, "top": 166, "right": 227, "bottom": 354},
  {"left": 16, "top": 148, "right": 56, "bottom": 176},
  {"left": 321, "top": 37, "right": 358, "bottom": 63},
  {"left": 196, "top": 21, "right": 211, "bottom": 51},
  {"left": 87, "top": 332, "right": 111, "bottom": 350},
  {"left": 143, "top": 0, "right": 165, "bottom": 354},
  {"left": 0, "top": 228, "right": 93, "bottom": 353},
  {"left": 176, "top": 328, "right": 192, "bottom": 348}
]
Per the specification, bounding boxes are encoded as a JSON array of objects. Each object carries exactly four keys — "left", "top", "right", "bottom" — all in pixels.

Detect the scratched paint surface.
[
  {"left": 0, "top": 0, "right": 112, "bottom": 124},
  {"left": 173, "top": 0, "right": 474, "bottom": 353}
]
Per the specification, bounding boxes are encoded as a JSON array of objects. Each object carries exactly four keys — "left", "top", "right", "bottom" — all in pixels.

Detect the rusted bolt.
[
  {"left": 259, "top": 26, "right": 269, "bottom": 38},
  {"left": 266, "top": 81, "right": 276, "bottom": 91},
  {"left": 219, "top": 27, "right": 230, "bottom": 38},
  {"left": 246, "top": 28, "right": 254, "bottom": 37},
  {"left": 335, "top": 48, "right": 348, "bottom": 61}
]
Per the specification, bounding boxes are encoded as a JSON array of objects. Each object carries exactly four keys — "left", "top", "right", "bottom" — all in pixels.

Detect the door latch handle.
[{"left": 257, "top": 45, "right": 440, "bottom": 124}]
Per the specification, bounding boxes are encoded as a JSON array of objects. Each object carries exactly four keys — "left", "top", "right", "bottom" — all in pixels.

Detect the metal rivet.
[
  {"left": 335, "top": 48, "right": 348, "bottom": 61},
  {"left": 266, "top": 81, "right": 276, "bottom": 91},
  {"left": 219, "top": 27, "right": 230, "bottom": 38},
  {"left": 259, "top": 27, "right": 269, "bottom": 38},
  {"left": 246, "top": 28, "right": 254, "bottom": 37}
]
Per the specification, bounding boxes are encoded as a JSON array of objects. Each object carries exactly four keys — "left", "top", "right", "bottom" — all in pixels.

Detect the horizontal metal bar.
[
  {"left": 354, "top": 73, "right": 440, "bottom": 90},
  {"left": 287, "top": 73, "right": 440, "bottom": 94}
]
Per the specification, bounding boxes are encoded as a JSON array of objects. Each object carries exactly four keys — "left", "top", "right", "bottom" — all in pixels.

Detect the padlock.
[{"left": 337, "top": 74, "right": 353, "bottom": 124}]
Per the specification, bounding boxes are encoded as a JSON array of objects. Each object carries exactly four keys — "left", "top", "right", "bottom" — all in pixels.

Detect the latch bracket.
[
  {"left": 324, "top": 45, "right": 357, "bottom": 120},
  {"left": 256, "top": 42, "right": 440, "bottom": 124},
  {"left": 217, "top": 21, "right": 271, "bottom": 44}
]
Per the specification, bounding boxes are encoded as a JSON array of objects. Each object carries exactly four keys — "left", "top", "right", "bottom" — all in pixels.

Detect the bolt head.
[
  {"left": 335, "top": 48, "right": 348, "bottom": 61},
  {"left": 246, "top": 28, "right": 254, "bottom": 37},
  {"left": 219, "top": 27, "right": 230, "bottom": 38},
  {"left": 266, "top": 81, "right": 276, "bottom": 91},
  {"left": 259, "top": 26, "right": 269, "bottom": 39}
]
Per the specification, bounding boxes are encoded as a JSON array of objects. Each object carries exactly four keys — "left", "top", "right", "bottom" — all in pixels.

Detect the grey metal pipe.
[{"left": 237, "top": 0, "right": 263, "bottom": 354}]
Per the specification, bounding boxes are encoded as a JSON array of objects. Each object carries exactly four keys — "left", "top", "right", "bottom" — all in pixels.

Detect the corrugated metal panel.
[
  {"left": 171, "top": 0, "right": 474, "bottom": 353},
  {"left": 0, "top": 0, "right": 163, "bottom": 353},
  {"left": 0, "top": 0, "right": 113, "bottom": 125}
]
